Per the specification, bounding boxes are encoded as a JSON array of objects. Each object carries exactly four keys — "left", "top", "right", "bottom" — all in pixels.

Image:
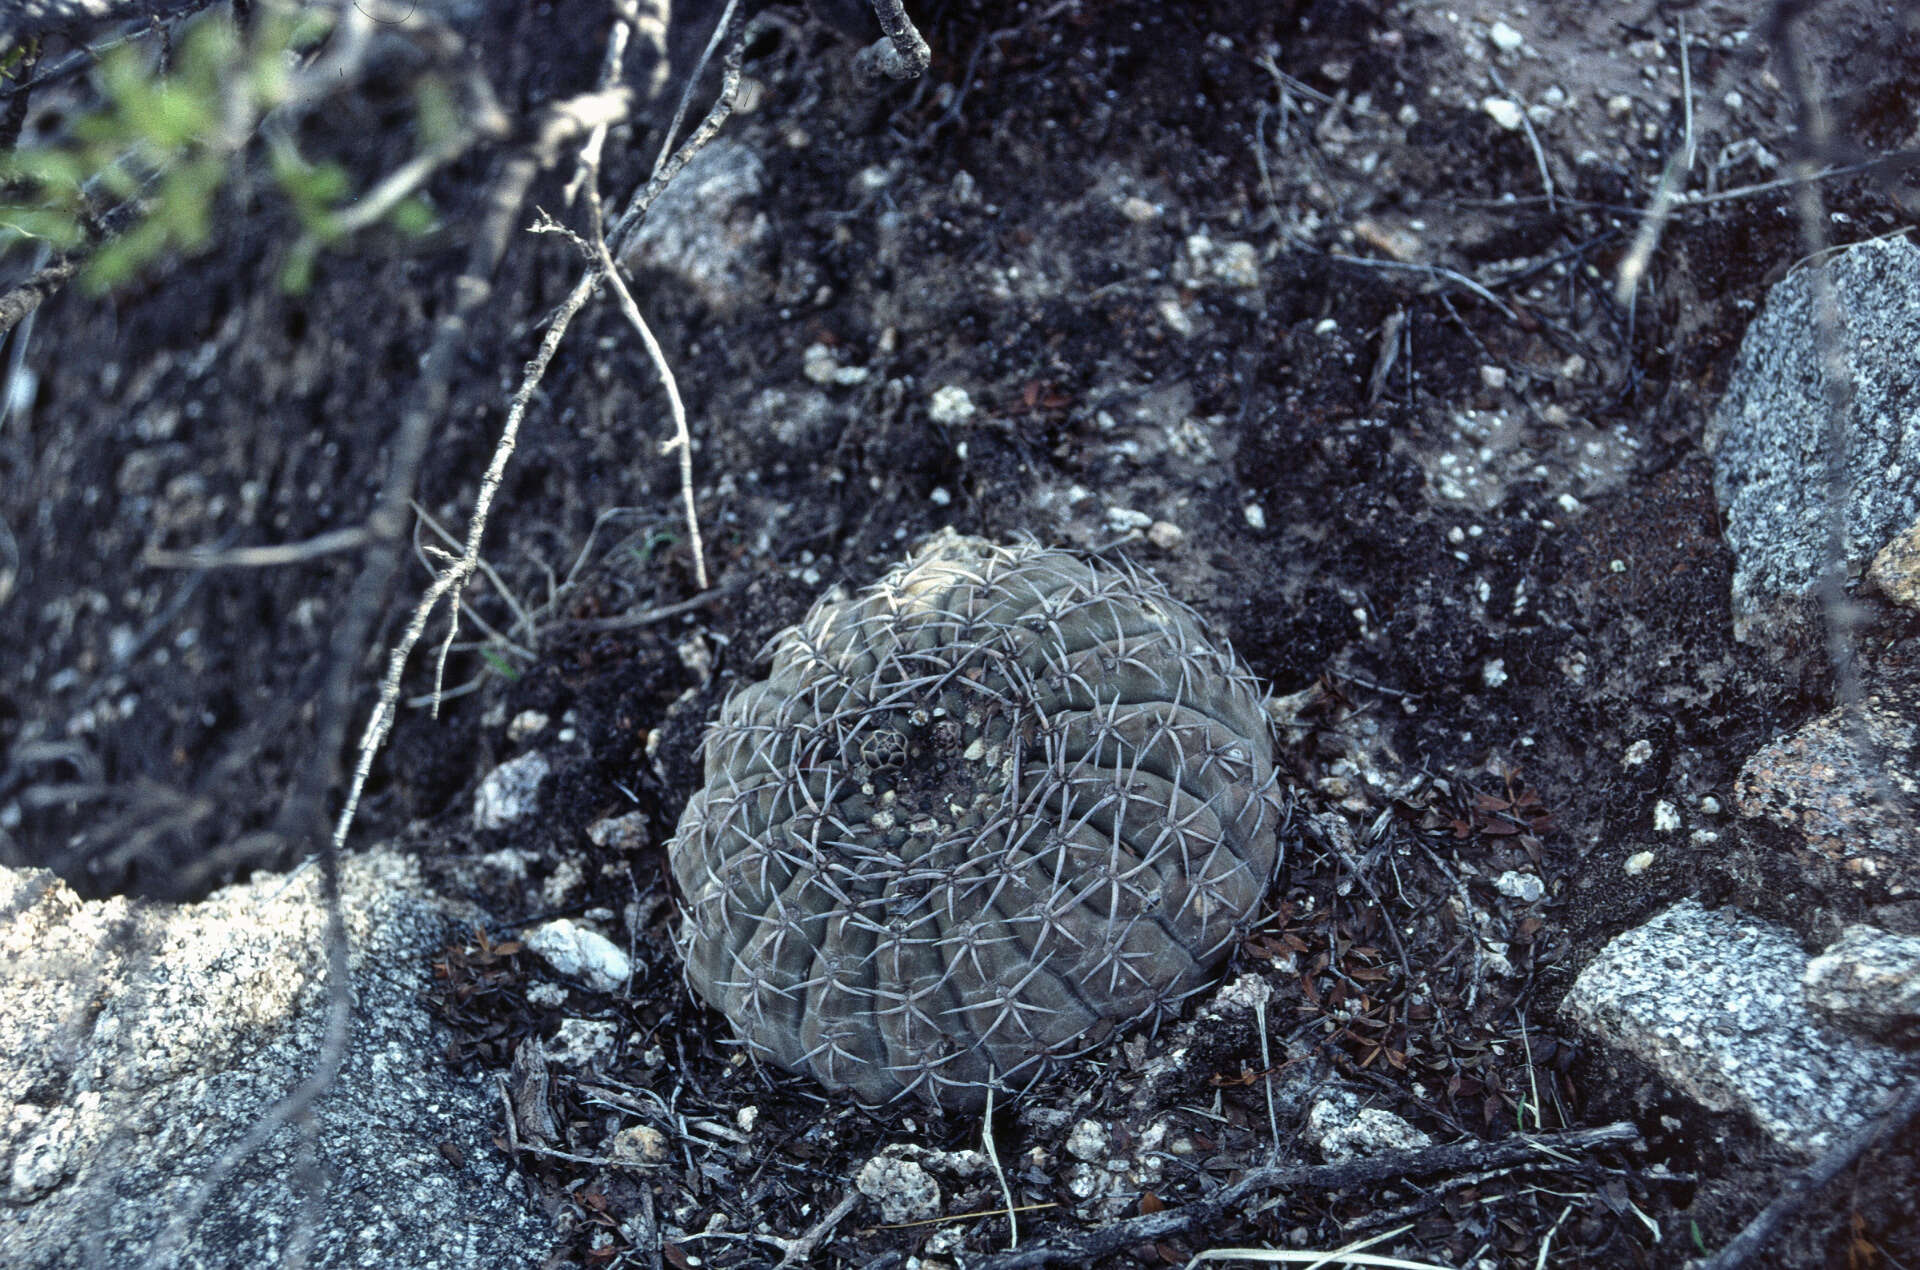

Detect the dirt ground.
[{"left": 3, "top": 0, "right": 1919, "bottom": 1266}]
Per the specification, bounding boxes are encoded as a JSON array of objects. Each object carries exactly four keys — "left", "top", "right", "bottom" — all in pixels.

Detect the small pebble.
[
  {"left": 1495, "top": 870, "right": 1544, "bottom": 903},
  {"left": 507, "top": 710, "right": 549, "bottom": 742},
  {"left": 928, "top": 385, "right": 976, "bottom": 425},
  {"left": 1065, "top": 1119, "right": 1110, "bottom": 1162},
  {"left": 524, "top": 919, "right": 632, "bottom": 994},
  {"left": 1482, "top": 97, "right": 1524, "bottom": 131},
  {"left": 612, "top": 1125, "right": 670, "bottom": 1164}
]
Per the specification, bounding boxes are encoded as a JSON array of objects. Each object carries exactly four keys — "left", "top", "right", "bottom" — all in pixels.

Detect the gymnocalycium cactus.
[{"left": 669, "top": 531, "right": 1283, "bottom": 1108}]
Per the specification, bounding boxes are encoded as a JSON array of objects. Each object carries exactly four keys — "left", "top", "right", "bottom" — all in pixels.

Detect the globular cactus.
[{"left": 669, "top": 531, "right": 1283, "bottom": 1108}]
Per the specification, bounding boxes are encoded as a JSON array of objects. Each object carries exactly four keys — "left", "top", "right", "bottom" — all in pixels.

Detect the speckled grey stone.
[
  {"left": 617, "top": 138, "right": 771, "bottom": 311},
  {"left": 1733, "top": 683, "right": 1920, "bottom": 907},
  {"left": 1706, "top": 235, "right": 1920, "bottom": 634},
  {"left": 1304, "top": 1089, "right": 1433, "bottom": 1161},
  {"left": 1804, "top": 924, "right": 1920, "bottom": 1043},
  {"left": 1563, "top": 901, "right": 1919, "bottom": 1157},
  {"left": 0, "top": 852, "right": 553, "bottom": 1269}
]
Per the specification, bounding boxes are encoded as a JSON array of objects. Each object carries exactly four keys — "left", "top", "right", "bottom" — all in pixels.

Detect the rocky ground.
[{"left": 2, "top": 0, "right": 1919, "bottom": 1267}]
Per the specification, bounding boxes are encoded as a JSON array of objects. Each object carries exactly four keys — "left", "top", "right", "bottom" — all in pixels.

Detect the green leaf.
[
  {"left": 481, "top": 648, "right": 523, "bottom": 681},
  {"left": 2, "top": 148, "right": 89, "bottom": 191},
  {"left": 388, "top": 196, "right": 437, "bottom": 237},
  {"left": 413, "top": 75, "right": 458, "bottom": 152},
  {"left": 0, "top": 209, "right": 86, "bottom": 251},
  {"left": 145, "top": 81, "right": 216, "bottom": 150},
  {"left": 277, "top": 236, "right": 318, "bottom": 294}
]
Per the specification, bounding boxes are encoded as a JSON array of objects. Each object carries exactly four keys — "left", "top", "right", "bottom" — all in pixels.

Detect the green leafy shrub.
[{"left": 1, "top": 8, "right": 439, "bottom": 293}]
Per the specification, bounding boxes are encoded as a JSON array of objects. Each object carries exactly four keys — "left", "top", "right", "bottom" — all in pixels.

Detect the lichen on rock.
[{"left": 669, "top": 530, "right": 1285, "bottom": 1108}]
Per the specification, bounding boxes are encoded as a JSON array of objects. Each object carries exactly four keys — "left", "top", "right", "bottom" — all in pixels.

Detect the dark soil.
[{"left": 4, "top": 0, "right": 1919, "bottom": 1266}]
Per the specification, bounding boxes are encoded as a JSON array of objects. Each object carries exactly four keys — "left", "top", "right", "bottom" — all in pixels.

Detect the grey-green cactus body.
[{"left": 669, "top": 533, "right": 1282, "bottom": 1108}]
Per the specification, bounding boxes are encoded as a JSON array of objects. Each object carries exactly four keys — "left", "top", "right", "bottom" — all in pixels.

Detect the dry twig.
[
  {"left": 1697, "top": 1079, "right": 1920, "bottom": 1270},
  {"left": 964, "top": 1122, "right": 1641, "bottom": 1269}
]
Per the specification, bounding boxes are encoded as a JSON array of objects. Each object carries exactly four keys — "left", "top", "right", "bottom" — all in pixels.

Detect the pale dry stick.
[
  {"left": 1189, "top": 1224, "right": 1452, "bottom": 1270},
  {"left": 1614, "top": 13, "right": 1698, "bottom": 305},
  {"left": 1532, "top": 1200, "right": 1575, "bottom": 1270},
  {"left": 426, "top": 0, "right": 661, "bottom": 699},
  {"left": 607, "top": 4, "right": 747, "bottom": 256},
  {"left": 856, "top": 0, "right": 931, "bottom": 81},
  {"left": 141, "top": 525, "right": 368, "bottom": 568},
  {"left": 426, "top": 0, "right": 738, "bottom": 693},
  {"left": 1280, "top": 1224, "right": 1420, "bottom": 1270},
  {"left": 771, "top": 1190, "right": 860, "bottom": 1270},
  {"left": 411, "top": 500, "right": 538, "bottom": 645},
  {"left": 648, "top": 0, "right": 737, "bottom": 184},
  {"left": 983, "top": 1080, "right": 1019, "bottom": 1250},
  {"left": 1517, "top": 1009, "right": 1543, "bottom": 1132},
  {"left": 565, "top": 0, "right": 644, "bottom": 207},
  {"left": 1254, "top": 992, "right": 1280, "bottom": 1160},
  {"left": 145, "top": 88, "right": 629, "bottom": 1270},
  {"left": 1487, "top": 64, "right": 1554, "bottom": 212},
  {"left": 421, "top": 263, "right": 599, "bottom": 714},
  {"left": 592, "top": 239, "right": 708, "bottom": 590}
]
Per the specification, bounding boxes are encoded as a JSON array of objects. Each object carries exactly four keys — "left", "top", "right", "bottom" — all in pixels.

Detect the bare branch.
[
  {"left": 854, "top": 0, "right": 929, "bottom": 82},
  {"left": 0, "top": 255, "right": 80, "bottom": 336},
  {"left": 595, "top": 247, "right": 709, "bottom": 589},
  {"left": 0, "top": 0, "right": 212, "bottom": 43},
  {"left": 141, "top": 526, "right": 368, "bottom": 568},
  {"left": 1698, "top": 1079, "right": 1920, "bottom": 1270},
  {"left": 964, "top": 1123, "right": 1642, "bottom": 1270},
  {"left": 608, "top": 4, "right": 748, "bottom": 256}
]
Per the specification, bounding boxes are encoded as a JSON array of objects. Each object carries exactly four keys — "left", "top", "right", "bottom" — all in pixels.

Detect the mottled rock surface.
[
  {"left": 1734, "top": 682, "right": 1920, "bottom": 914},
  {"left": 1305, "top": 1089, "right": 1434, "bottom": 1161},
  {"left": 617, "top": 137, "right": 771, "bottom": 311},
  {"left": 1563, "top": 901, "right": 1918, "bottom": 1157},
  {"left": 0, "top": 852, "right": 551, "bottom": 1269},
  {"left": 1871, "top": 515, "right": 1920, "bottom": 612},
  {"left": 1804, "top": 925, "right": 1920, "bottom": 1043},
  {"left": 1706, "top": 235, "right": 1920, "bottom": 634}
]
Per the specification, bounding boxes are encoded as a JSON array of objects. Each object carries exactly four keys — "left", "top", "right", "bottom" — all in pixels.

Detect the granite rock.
[
  {"left": 1734, "top": 683, "right": 1920, "bottom": 912},
  {"left": 617, "top": 138, "right": 771, "bottom": 311},
  {"left": 0, "top": 852, "right": 552, "bottom": 1269},
  {"left": 1563, "top": 900, "right": 1918, "bottom": 1156},
  {"left": 1804, "top": 924, "right": 1920, "bottom": 1043},
  {"left": 1304, "top": 1089, "right": 1433, "bottom": 1161},
  {"left": 1706, "top": 235, "right": 1920, "bottom": 637},
  {"left": 1871, "top": 515, "right": 1920, "bottom": 612}
]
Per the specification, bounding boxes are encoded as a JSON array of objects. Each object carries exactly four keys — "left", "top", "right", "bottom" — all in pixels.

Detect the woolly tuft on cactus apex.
[{"left": 669, "top": 530, "right": 1285, "bottom": 1109}]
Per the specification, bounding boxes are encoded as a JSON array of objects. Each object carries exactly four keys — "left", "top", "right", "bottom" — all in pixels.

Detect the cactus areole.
[{"left": 668, "top": 531, "right": 1284, "bottom": 1108}]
